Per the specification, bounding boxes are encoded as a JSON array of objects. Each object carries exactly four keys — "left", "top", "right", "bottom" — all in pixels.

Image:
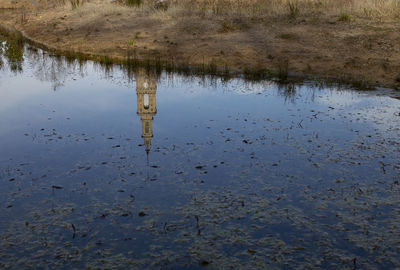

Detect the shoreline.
[{"left": 1, "top": 4, "right": 400, "bottom": 91}]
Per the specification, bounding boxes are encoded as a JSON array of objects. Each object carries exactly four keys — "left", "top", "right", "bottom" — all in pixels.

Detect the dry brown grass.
[
  {"left": 25, "top": 0, "right": 400, "bottom": 21},
  {"left": 160, "top": 0, "right": 400, "bottom": 20},
  {"left": 74, "top": 1, "right": 130, "bottom": 17}
]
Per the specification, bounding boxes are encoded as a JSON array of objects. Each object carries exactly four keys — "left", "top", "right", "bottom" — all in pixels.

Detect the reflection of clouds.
[
  {"left": 316, "top": 90, "right": 364, "bottom": 107},
  {"left": 221, "top": 79, "right": 275, "bottom": 95},
  {"left": 0, "top": 58, "right": 122, "bottom": 115},
  {"left": 316, "top": 91, "right": 400, "bottom": 135},
  {"left": 357, "top": 102, "right": 400, "bottom": 132},
  {"left": 0, "top": 75, "right": 46, "bottom": 114}
]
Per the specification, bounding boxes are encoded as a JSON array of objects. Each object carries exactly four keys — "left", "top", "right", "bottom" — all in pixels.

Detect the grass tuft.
[
  {"left": 70, "top": 0, "right": 84, "bottom": 10},
  {"left": 125, "top": 0, "right": 142, "bottom": 7},
  {"left": 288, "top": 0, "right": 299, "bottom": 19},
  {"left": 338, "top": 12, "right": 350, "bottom": 22}
]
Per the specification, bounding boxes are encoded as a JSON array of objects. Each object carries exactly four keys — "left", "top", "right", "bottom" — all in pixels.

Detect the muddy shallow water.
[{"left": 0, "top": 36, "right": 399, "bottom": 269}]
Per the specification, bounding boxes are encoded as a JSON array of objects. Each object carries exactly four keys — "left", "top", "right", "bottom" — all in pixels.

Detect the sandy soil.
[{"left": 1, "top": 0, "right": 400, "bottom": 89}]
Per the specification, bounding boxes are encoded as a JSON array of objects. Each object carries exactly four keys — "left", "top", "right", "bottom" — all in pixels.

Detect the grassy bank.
[{"left": 1, "top": 0, "right": 400, "bottom": 89}]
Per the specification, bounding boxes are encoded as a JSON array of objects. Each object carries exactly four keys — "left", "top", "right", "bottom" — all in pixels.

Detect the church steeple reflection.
[{"left": 136, "top": 69, "right": 157, "bottom": 154}]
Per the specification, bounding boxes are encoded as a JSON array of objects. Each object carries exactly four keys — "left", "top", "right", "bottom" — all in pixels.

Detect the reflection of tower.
[{"left": 136, "top": 69, "right": 157, "bottom": 155}]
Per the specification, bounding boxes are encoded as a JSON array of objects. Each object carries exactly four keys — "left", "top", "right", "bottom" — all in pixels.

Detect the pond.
[{"left": 0, "top": 34, "right": 399, "bottom": 269}]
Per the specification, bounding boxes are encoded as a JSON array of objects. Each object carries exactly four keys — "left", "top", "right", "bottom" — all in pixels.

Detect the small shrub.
[
  {"left": 155, "top": 0, "right": 169, "bottom": 10},
  {"left": 363, "top": 8, "right": 373, "bottom": 18},
  {"left": 338, "top": 13, "right": 350, "bottom": 22},
  {"left": 218, "top": 21, "right": 235, "bottom": 33},
  {"left": 279, "top": 33, "right": 297, "bottom": 40},
  {"left": 125, "top": 0, "right": 142, "bottom": 7},
  {"left": 288, "top": 1, "right": 299, "bottom": 19},
  {"left": 70, "top": 0, "right": 84, "bottom": 9},
  {"left": 218, "top": 18, "right": 248, "bottom": 33},
  {"left": 127, "top": 32, "right": 141, "bottom": 46}
]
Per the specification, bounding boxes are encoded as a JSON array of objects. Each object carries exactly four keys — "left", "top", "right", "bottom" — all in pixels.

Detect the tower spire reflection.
[{"left": 136, "top": 69, "right": 157, "bottom": 154}]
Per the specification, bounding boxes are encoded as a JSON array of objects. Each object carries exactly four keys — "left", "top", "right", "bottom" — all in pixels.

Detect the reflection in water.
[
  {"left": 0, "top": 34, "right": 400, "bottom": 269},
  {"left": 0, "top": 45, "right": 3, "bottom": 70},
  {"left": 0, "top": 35, "right": 24, "bottom": 73},
  {"left": 136, "top": 69, "right": 157, "bottom": 155},
  {"left": 0, "top": 35, "right": 87, "bottom": 90}
]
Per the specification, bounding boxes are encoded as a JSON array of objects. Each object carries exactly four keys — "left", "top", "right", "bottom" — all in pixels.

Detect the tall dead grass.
[
  {"left": 173, "top": 0, "right": 400, "bottom": 19},
  {"left": 40, "top": 0, "right": 400, "bottom": 20}
]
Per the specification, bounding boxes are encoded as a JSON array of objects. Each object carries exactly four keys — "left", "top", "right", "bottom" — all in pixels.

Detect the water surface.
[{"left": 0, "top": 36, "right": 399, "bottom": 269}]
